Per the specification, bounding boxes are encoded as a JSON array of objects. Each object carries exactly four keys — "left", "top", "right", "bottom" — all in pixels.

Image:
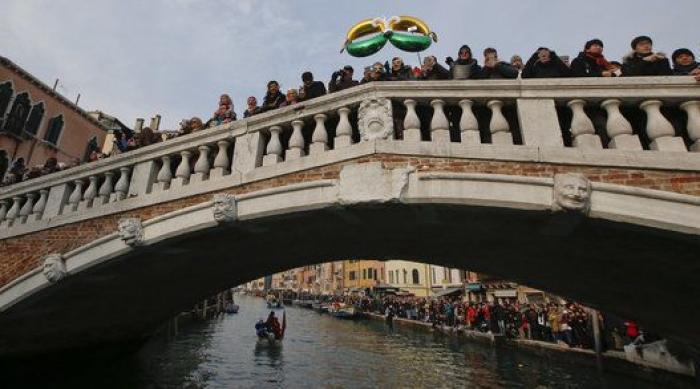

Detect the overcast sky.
[{"left": 1, "top": 0, "right": 698, "bottom": 130}]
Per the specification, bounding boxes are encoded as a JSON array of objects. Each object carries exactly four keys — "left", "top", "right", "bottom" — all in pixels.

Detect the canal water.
[{"left": 3, "top": 294, "right": 689, "bottom": 388}]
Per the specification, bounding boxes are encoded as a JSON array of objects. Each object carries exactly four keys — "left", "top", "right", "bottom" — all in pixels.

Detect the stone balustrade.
[{"left": 1, "top": 77, "right": 699, "bottom": 235}]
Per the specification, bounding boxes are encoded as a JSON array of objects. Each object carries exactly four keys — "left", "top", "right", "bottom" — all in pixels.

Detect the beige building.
[
  {"left": 0, "top": 56, "right": 108, "bottom": 179},
  {"left": 384, "top": 260, "right": 432, "bottom": 296},
  {"left": 343, "top": 260, "right": 384, "bottom": 292}
]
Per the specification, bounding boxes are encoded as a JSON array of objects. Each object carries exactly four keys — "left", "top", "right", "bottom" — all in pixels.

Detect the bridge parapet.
[{"left": 1, "top": 77, "right": 699, "bottom": 238}]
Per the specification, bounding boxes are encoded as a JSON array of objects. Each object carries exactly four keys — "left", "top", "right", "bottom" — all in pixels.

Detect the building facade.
[
  {"left": 0, "top": 56, "right": 107, "bottom": 180},
  {"left": 384, "top": 260, "right": 432, "bottom": 296},
  {"left": 343, "top": 260, "right": 384, "bottom": 292}
]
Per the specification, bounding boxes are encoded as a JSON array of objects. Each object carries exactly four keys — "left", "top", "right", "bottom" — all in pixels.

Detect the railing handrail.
[{"left": 1, "top": 76, "right": 699, "bottom": 199}]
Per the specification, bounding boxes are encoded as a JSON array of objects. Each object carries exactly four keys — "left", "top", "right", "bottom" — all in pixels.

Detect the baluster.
[
  {"left": 114, "top": 167, "right": 131, "bottom": 201},
  {"left": 81, "top": 175, "right": 98, "bottom": 208},
  {"left": 0, "top": 199, "right": 8, "bottom": 223},
  {"left": 600, "top": 99, "right": 642, "bottom": 150},
  {"left": 32, "top": 189, "right": 48, "bottom": 221},
  {"left": 429, "top": 99, "right": 450, "bottom": 144},
  {"left": 310, "top": 114, "right": 329, "bottom": 154},
  {"left": 5, "top": 196, "right": 22, "bottom": 225},
  {"left": 403, "top": 99, "right": 421, "bottom": 142},
  {"left": 681, "top": 100, "right": 700, "bottom": 152},
  {"left": 98, "top": 171, "right": 114, "bottom": 204},
  {"left": 487, "top": 100, "right": 512, "bottom": 145},
  {"left": 567, "top": 99, "right": 602, "bottom": 149},
  {"left": 211, "top": 140, "right": 231, "bottom": 178},
  {"left": 67, "top": 179, "right": 84, "bottom": 211},
  {"left": 458, "top": 99, "right": 480, "bottom": 144},
  {"left": 18, "top": 193, "right": 36, "bottom": 223},
  {"left": 263, "top": 126, "right": 283, "bottom": 166},
  {"left": 640, "top": 100, "right": 686, "bottom": 151},
  {"left": 286, "top": 120, "right": 305, "bottom": 160},
  {"left": 155, "top": 155, "right": 173, "bottom": 191},
  {"left": 335, "top": 107, "right": 353, "bottom": 148},
  {"left": 193, "top": 145, "right": 211, "bottom": 182}
]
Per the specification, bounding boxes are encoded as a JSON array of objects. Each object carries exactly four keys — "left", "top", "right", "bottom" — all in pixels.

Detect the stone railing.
[{"left": 1, "top": 77, "right": 699, "bottom": 236}]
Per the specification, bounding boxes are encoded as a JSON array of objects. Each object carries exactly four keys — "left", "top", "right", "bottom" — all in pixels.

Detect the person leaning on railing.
[
  {"left": 622, "top": 35, "right": 673, "bottom": 77},
  {"left": 260, "top": 80, "right": 285, "bottom": 112},
  {"left": 476, "top": 48, "right": 519, "bottom": 79},
  {"left": 522, "top": 47, "right": 571, "bottom": 78},
  {"left": 570, "top": 39, "right": 620, "bottom": 77},
  {"left": 445, "top": 44, "right": 482, "bottom": 80},
  {"left": 672, "top": 48, "right": 700, "bottom": 82},
  {"left": 418, "top": 55, "right": 450, "bottom": 80},
  {"left": 328, "top": 65, "right": 359, "bottom": 93}
]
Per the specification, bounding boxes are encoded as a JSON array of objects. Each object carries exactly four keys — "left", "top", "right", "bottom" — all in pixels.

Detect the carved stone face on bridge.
[
  {"left": 553, "top": 173, "right": 591, "bottom": 213},
  {"left": 358, "top": 97, "right": 394, "bottom": 141},
  {"left": 212, "top": 193, "right": 237, "bottom": 223},
  {"left": 118, "top": 218, "right": 144, "bottom": 246},
  {"left": 42, "top": 253, "right": 66, "bottom": 283}
]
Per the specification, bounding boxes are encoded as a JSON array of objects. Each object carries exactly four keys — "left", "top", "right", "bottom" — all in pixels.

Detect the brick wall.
[{"left": 1, "top": 154, "right": 699, "bottom": 289}]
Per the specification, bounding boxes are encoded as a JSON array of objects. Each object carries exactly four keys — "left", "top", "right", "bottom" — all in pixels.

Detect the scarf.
[
  {"left": 674, "top": 61, "right": 699, "bottom": 75},
  {"left": 585, "top": 51, "right": 612, "bottom": 70}
]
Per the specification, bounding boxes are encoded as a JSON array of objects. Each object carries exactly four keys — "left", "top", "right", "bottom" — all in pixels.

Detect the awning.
[
  {"left": 433, "top": 287, "right": 463, "bottom": 297},
  {"left": 493, "top": 290, "right": 517, "bottom": 298},
  {"left": 466, "top": 283, "right": 485, "bottom": 292}
]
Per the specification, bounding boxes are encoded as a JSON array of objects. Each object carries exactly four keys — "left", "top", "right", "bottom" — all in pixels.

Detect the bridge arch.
[{"left": 0, "top": 162, "right": 698, "bottom": 357}]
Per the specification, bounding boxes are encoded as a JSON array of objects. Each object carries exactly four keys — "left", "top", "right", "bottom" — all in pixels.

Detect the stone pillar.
[
  {"left": 516, "top": 98, "right": 563, "bottom": 147},
  {"left": 171, "top": 151, "right": 192, "bottom": 188},
  {"left": 0, "top": 199, "right": 8, "bottom": 223},
  {"left": 18, "top": 193, "right": 36, "bottom": 223},
  {"left": 430, "top": 99, "right": 450, "bottom": 144},
  {"left": 601, "top": 99, "right": 642, "bottom": 150},
  {"left": 192, "top": 145, "right": 211, "bottom": 183},
  {"left": 487, "top": 100, "right": 513, "bottom": 145},
  {"left": 128, "top": 161, "right": 157, "bottom": 197},
  {"left": 335, "top": 107, "right": 353, "bottom": 148},
  {"left": 115, "top": 167, "right": 131, "bottom": 201},
  {"left": 98, "top": 171, "right": 114, "bottom": 205},
  {"left": 310, "top": 113, "right": 329, "bottom": 154},
  {"left": 154, "top": 155, "right": 174, "bottom": 191},
  {"left": 32, "top": 189, "right": 48, "bottom": 221},
  {"left": 458, "top": 99, "right": 480, "bottom": 144},
  {"left": 67, "top": 179, "right": 84, "bottom": 212},
  {"left": 263, "top": 126, "right": 283, "bottom": 166},
  {"left": 286, "top": 120, "right": 306, "bottom": 160},
  {"left": 681, "top": 101, "right": 700, "bottom": 152},
  {"left": 43, "top": 183, "right": 71, "bottom": 218},
  {"left": 567, "top": 99, "right": 602, "bottom": 149},
  {"left": 403, "top": 99, "right": 421, "bottom": 142},
  {"left": 211, "top": 140, "right": 231, "bottom": 178},
  {"left": 640, "top": 100, "right": 686, "bottom": 151},
  {"left": 79, "top": 175, "right": 98, "bottom": 210},
  {"left": 5, "top": 196, "right": 22, "bottom": 226},
  {"left": 231, "top": 131, "right": 265, "bottom": 175}
]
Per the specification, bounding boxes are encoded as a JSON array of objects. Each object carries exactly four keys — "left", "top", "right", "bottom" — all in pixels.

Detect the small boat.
[
  {"left": 255, "top": 311, "right": 286, "bottom": 347},
  {"left": 225, "top": 302, "right": 239, "bottom": 314},
  {"left": 329, "top": 304, "right": 362, "bottom": 319},
  {"left": 266, "top": 294, "right": 283, "bottom": 309}
]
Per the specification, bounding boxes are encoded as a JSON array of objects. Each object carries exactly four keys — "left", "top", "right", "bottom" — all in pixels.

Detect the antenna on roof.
[
  {"left": 75, "top": 93, "right": 81, "bottom": 106},
  {"left": 53, "top": 79, "right": 59, "bottom": 91}
]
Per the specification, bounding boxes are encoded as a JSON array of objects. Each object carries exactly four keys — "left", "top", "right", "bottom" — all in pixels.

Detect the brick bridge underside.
[{"left": 0, "top": 154, "right": 699, "bottom": 357}]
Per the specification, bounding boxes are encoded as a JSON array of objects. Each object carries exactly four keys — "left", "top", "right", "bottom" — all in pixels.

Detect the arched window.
[
  {"left": 44, "top": 115, "right": 64, "bottom": 145},
  {"left": 24, "top": 102, "right": 44, "bottom": 136},
  {"left": 3, "top": 92, "right": 30, "bottom": 135},
  {"left": 0, "top": 82, "right": 13, "bottom": 124},
  {"left": 412, "top": 269, "right": 420, "bottom": 285}
]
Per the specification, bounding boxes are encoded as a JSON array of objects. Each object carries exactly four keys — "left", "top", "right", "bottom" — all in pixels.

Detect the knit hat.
[
  {"left": 631, "top": 36, "right": 652, "bottom": 49},
  {"left": 672, "top": 48, "right": 695, "bottom": 63},
  {"left": 458, "top": 45, "right": 472, "bottom": 56},
  {"left": 584, "top": 39, "right": 604, "bottom": 50}
]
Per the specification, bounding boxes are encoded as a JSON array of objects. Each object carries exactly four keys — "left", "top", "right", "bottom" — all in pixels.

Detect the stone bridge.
[{"left": 0, "top": 78, "right": 699, "bottom": 357}]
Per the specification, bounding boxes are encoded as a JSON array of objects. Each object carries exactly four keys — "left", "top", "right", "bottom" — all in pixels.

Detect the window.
[
  {"left": 3, "top": 92, "right": 30, "bottom": 135},
  {"left": 431, "top": 267, "right": 436, "bottom": 284},
  {"left": 373, "top": 269, "right": 377, "bottom": 280},
  {"left": 402, "top": 269, "right": 407, "bottom": 284},
  {"left": 362, "top": 269, "right": 367, "bottom": 279},
  {"left": 44, "top": 115, "right": 64, "bottom": 145},
  {"left": 349, "top": 271, "right": 356, "bottom": 280},
  {"left": 445, "top": 267, "right": 452, "bottom": 283},
  {"left": 0, "top": 82, "right": 13, "bottom": 124},
  {"left": 412, "top": 269, "right": 420, "bottom": 285},
  {"left": 24, "top": 102, "right": 44, "bottom": 136},
  {"left": 395, "top": 270, "right": 399, "bottom": 284},
  {"left": 389, "top": 271, "right": 394, "bottom": 284}
]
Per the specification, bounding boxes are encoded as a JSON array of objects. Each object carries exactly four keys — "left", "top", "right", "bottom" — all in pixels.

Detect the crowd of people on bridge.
[
  {"left": 337, "top": 294, "right": 652, "bottom": 352},
  {"left": 3, "top": 35, "right": 699, "bottom": 187}
]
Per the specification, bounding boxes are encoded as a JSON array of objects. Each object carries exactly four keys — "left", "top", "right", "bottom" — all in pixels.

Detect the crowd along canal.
[{"left": 3, "top": 294, "right": 692, "bottom": 388}]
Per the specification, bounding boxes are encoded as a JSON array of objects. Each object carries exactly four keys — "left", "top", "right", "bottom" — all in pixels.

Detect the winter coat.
[
  {"left": 571, "top": 52, "right": 608, "bottom": 77},
  {"left": 421, "top": 63, "right": 451, "bottom": 80},
  {"left": 243, "top": 106, "right": 262, "bottom": 118},
  {"left": 522, "top": 51, "right": 571, "bottom": 78},
  {"left": 673, "top": 61, "right": 700, "bottom": 75},
  {"left": 477, "top": 62, "right": 519, "bottom": 79},
  {"left": 449, "top": 58, "right": 481, "bottom": 80},
  {"left": 622, "top": 52, "right": 673, "bottom": 76},
  {"left": 301, "top": 81, "right": 327, "bottom": 101},
  {"left": 386, "top": 65, "right": 414, "bottom": 81},
  {"left": 329, "top": 76, "right": 359, "bottom": 93},
  {"left": 261, "top": 91, "right": 285, "bottom": 112}
]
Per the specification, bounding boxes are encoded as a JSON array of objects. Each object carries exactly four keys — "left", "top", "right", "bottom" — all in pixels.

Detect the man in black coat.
[
  {"left": 571, "top": 39, "right": 617, "bottom": 77},
  {"left": 477, "top": 48, "right": 519, "bottom": 79},
  {"left": 622, "top": 35, "right": 673, "bottom": 76},
  {"left": 672, "top": 48, "right": 700, "bottom": 80},
  {"left": 260, "top": 81, "right": 285, "bottom": 112},
  {"left": 299, "top": 71, "right": 327, "bottom": 101},
  {"left": 328, "top": 65, "right": 359, "bottom": 93},
  {"left": 522, "top": 47, "right": 571, "bottom": 78},
  {"left": 445, "top": 44, "right": 482, "bottom": 79}
]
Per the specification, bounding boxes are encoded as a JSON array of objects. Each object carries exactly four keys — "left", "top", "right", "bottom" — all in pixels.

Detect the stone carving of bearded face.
[
  {"left": 42, "top": 253, "right": 66, "bottom": 283},
  {"left": 118, "top": 218, "right": 144, "bottom": 246},
  {"left": 553, "top": 173, "right": 591, "bottom": 213}
]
